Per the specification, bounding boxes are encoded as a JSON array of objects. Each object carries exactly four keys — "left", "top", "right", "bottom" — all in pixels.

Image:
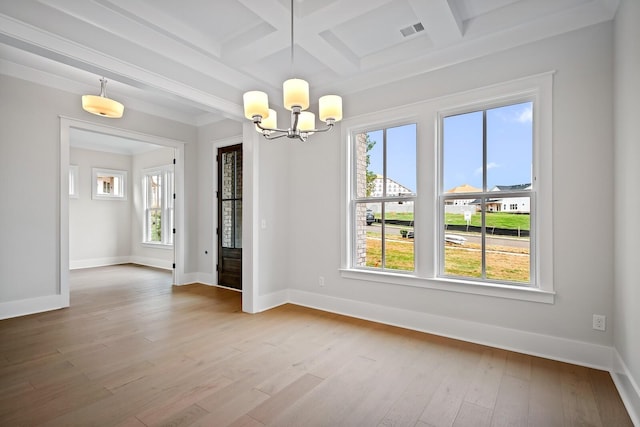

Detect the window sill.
[
  {"left": 339, "top": 269, "right": 555, "bottom": 304},
  {"left": 141, "top": 242, "right": 174, "bottom": 250}
]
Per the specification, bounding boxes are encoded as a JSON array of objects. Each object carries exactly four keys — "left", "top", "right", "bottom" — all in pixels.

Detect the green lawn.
[
  {"left": 373, "top": 211, "right": 530, "bottom": 231},
  {"left": 363, "top": 234, "right": 529, "bottom": 282},
  {"left": 445, "top": 212, "right": 530, "bottom": 231}
]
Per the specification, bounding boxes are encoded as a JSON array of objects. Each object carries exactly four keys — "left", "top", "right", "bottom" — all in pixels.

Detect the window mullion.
[
  {"left": 481, "top": 110, "right": 487, "bottom": 279},
  {"left": 381, "top": 128, "right": 387, "bottom": 269}
]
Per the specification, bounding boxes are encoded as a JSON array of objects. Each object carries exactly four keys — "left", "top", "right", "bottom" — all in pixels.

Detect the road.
[{"left": 366, "top": 223, "right": 529, "bottom": 249}]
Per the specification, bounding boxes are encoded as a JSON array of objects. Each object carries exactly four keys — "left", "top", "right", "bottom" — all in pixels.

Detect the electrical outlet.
[
  {"left": 318, "top": 276, "right": 325, "bottom": 287},
  {"left": 593, "top": 314, "right": 606, "bottom": 331}
]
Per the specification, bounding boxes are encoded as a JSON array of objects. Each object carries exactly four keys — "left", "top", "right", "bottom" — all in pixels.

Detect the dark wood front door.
[{"left": 217, "top": 144, "right": 243, "bottom": 290}]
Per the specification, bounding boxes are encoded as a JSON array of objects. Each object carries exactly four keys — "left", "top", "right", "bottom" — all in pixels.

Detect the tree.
[{"left": 365, "top": 134, "right": 377, "bottom": 197}]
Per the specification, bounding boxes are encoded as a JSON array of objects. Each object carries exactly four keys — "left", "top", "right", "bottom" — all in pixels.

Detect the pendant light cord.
[{"left": 290, "top": 0, "right": 294, "bottom": 76}]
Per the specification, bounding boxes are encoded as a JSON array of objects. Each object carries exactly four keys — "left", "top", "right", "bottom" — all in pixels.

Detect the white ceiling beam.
[
  {"left": 297, "top": 32, "right": 359, "bottom": 75},
  {"left": 408, "top": 0, "right": 463, "bottom": 47},
  {"left": 96, "top": 0, "right": 222, "bottom": 58},
  {"left": 0, "top": 13, "right": 244, "bottom": 119},
  {"left": 40, "top": 0, "right": 256, "bottom": 93},
  {"left": 300, "top": 0, "right": 396, "bottom": 33}
]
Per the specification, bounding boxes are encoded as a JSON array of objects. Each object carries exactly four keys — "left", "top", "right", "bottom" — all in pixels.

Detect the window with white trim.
[
  {"left": 344, "top": 74, "right": 554, "bottom": 302},
  {"left": 352, "top": 124, "right": 416, "bottom": 271},
  {"left": 440, "top": 101, "right": 533, "bottom": 285},
  {"left": 143, "top": 166, "right": 174, "bottom": 245},
  {"left": 92, "top": 168, "right": 126, "bottom": 200}
]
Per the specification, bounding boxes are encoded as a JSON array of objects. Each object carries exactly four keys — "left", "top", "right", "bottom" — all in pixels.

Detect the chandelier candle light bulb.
[
  {"left": 319, "top": 95, "right": 343, "bottom": 122},
  {"left": 283, "top": 78, "right": 310, "bottom": 110},
  {"left": 243, "top": 91, "right": 269, "bottom": 120},
  {"left": 298, "top": 111, "right": 315, "bottom": 133}
]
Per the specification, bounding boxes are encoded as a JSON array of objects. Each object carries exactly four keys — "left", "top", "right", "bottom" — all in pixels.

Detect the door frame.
[
  {"left": 211, "top": 137, "right": 243, "bottom": 291},
  {"left": 59, "top": 116, "right": 187, "bottom": 303},
  {"left": 216, "top": 143, "right": 243, "bottom": 290}
]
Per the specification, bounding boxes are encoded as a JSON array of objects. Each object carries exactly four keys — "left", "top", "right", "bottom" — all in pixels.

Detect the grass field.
[
  {"left": 363, "top": 234, "right": 529, "bottom": 282},
  {"left": 373, "top": 211, "right": 530, "bottom": 231}
]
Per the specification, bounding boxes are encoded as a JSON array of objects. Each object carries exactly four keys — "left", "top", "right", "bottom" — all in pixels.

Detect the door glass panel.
[
  {"left": 234, "top": 151, "right": 243, "bottom": 198},
  {"left": 222, "top": 152, "right": 235, "bottom": 199},
  {"left": 220, "top": 147, "right": 242, "bottom": 250},
  {"left": 234, "top": 200, "right": 242, "bottom": 248},
  {"left": 222, "top": 200, "right": 233, "bottom": 248}
]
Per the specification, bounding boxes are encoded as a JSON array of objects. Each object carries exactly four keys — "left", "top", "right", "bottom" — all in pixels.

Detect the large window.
[
  {"left": 352, "top": 124, "right": 416, "bottom": 272},
  {"left": 440, "top": 101, "right": 533, "bottom": 285},
  {"left": 143, "top": 166, "right": 174, "bottom": 245},
  {"left": 344, "top": 74, "right": 553, "bottom": 303}
]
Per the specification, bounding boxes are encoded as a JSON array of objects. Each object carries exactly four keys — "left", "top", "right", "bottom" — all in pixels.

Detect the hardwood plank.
[
  {"left": 463, "top": 348, "right": 507, "bottom": 410},
  {"left": 528, "top": 357, "right": 564, "bottom": 427},
  {"left": 113, "top": 416, "right": 147, "bottom": 427},
  {"left": 561, "top": 364, "right": 604, "bottom": 427},
  {"left": 504, "top": 351, "right": 532, "bottom": 381},
  {"left": 134, "top": 375, "right": 234, "bottom": 426},
  {"left": 491, "top": 374, "right": 529, "bottom": 427},
  {"left": 454, "top": 402, "right": 493, "bottom": 427},
  {"left": 190, "top": 389, "right": 270, "bottom": 426},
  {"left": 588, "top": 368, "right": 634, "bottom": 427},
  {"left": 227, "top": 414, "right": 265, "bottom": 427},
  {"left": 0, "top": 265, "right": 632, "bottom": 426},
  {"left": 150, "top": 403, "right": 209, "bottom": 427},
  {"left": 418, "top": 341, "right": 485, "bottom": 426},
  {"left": 247, "top": 373, "right": 323, "bottom": 424}
]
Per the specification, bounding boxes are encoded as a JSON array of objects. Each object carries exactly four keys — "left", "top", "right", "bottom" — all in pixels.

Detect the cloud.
[
  {"left": 474, "top": 162, "right": 499, "bottom": 175},
  {"left": 516, "top": 105, "right": 533, "bottom": 123}
]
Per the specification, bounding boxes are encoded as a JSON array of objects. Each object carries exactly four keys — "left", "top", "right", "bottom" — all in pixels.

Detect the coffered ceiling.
[{"left": 0, "top": 0, "right": 619, "bottom": 126}]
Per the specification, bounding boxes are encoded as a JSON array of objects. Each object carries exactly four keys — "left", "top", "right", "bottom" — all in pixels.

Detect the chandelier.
[
  {"left": 242, "top": 0, "right": 343, "bottom": 142},
  {"left": 82, "top": 78, "right": 124, "bottom": 118}
]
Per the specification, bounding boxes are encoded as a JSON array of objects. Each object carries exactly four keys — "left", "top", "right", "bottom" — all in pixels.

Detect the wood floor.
[{"left": 0, "top": 265, "right": 632, "bottom": 427}]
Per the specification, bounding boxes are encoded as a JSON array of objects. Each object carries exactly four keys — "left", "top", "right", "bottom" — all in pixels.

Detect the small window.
[
  {"left": 143, "top": 166, "right": 174, "bottom": 245},
  {"left": 69, "top": 165, "right": 79, "bottom": 198},
  {"left": 92, "top": 168, "right": 127, "bottom": 200}
]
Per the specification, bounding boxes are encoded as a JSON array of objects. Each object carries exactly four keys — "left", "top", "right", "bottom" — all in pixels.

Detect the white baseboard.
[
  {"left": 612, "top": 350, "right": 640, "bottom": 426},
  {"left": 256, "top": 289, "right": 289, "bottom": 312},
  {"left": 70, "top": 256, "right": 172, "bottom": 271},
  {"left": 129, "top": 256, "right": 172, "bottom": 271},
  {"left": 69, "top": 256, "right": 130, "bottom": 270},
  {"left": 194, "top": 272, "right": 215, "bottom": 286},
  {"left": 288, "top": 289, "right": 614, "bottom": 371},
  {"left": 175, "top": 272, "right": 199, "bottom": 285},
  {"left": 0, "top": 294, "right": 69, "bottom": 320}
]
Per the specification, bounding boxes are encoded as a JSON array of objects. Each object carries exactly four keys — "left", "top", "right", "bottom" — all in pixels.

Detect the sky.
[{"left": 366, "top": 102, "right": 532, "bottom": 193}]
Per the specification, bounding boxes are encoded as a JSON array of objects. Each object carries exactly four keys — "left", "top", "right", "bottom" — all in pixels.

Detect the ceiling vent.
[{"left": 400, "top": 22, "right": 425, "bottom": 38}]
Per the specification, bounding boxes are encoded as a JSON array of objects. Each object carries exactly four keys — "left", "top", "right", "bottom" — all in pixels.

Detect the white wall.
[
  {"left": 69, "top": 147, "right": 132, "bottom": 268},
  {"left": 282, "top": 22, "right": 616, "bottom": 362},
  {"left": 196, "top": 119, "right": 242, "bottom": 284},
  {"left": 0, "top": 75, "right": 197, "bottom": 318},
  {"left": 130, "top": 146, "right": 175, "bottom": 269},
  {"left": 613, "top": 0, "right": 640, "bottom": 421}
]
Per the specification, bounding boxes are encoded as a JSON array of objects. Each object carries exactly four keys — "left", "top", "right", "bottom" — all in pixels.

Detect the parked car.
[{"left": 366, "top": 209, "right": 375, "bottom": 225}]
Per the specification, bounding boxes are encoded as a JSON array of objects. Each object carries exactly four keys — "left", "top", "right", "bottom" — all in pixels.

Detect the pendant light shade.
[{"left": 82, "top": 78, "right": 124, "bottom": 118}]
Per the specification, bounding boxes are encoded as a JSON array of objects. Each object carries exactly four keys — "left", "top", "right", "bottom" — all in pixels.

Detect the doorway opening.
[{"left": 60, "top": 117, "right": 186, "bottom": 305}]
